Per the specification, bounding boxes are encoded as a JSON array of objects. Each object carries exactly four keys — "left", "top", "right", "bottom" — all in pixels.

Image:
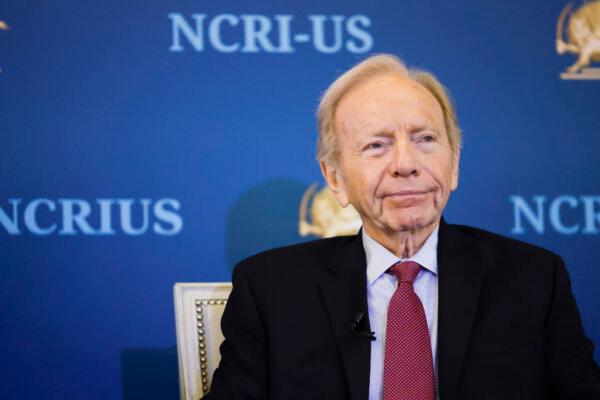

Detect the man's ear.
[
  {"left": 450, "top": 147, "right": 460, "bottom": 191},
  {"left": 320, "top": 160, "right": 350, "bottom": 207}
]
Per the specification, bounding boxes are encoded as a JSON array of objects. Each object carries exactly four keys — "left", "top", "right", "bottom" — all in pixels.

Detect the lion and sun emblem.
[
  {"left": 556, "top": 0, "right": 600, "bottom": 79},
  {"left": 299, "top": 183, "right": 363, "bottom": 238}
]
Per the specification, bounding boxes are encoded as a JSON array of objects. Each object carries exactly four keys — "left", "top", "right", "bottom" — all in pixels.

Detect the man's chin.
[{"left": 383, "top": 213, "right": 438, "bottom": 233}]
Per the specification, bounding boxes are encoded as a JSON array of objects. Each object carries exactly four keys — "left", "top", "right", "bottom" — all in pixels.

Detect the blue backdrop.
[{"left": 1, "top": 1, "right": 599, "bottom": 398}]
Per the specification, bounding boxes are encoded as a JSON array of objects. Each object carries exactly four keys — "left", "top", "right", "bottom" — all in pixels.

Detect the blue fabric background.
[{"left": 1, "top": 1, "right": 598, "bottom": 398}]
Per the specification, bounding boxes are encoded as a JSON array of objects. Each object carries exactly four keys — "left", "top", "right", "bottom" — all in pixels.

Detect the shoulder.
[
  {"left": 450, "top": 223, "right": 562, "bottom": 269},
  {"left": 233, "top": 235, "right": 357, "bottom": 277}
]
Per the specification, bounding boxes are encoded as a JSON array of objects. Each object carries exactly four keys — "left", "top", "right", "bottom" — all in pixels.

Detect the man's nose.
[{"left": 388, "top": 138, "right": 419, "bottom": 177}]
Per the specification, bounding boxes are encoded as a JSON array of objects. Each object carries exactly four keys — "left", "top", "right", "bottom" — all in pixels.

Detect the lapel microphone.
[{"left": 350, "top": 311, "right": 376, "bottom": 341}]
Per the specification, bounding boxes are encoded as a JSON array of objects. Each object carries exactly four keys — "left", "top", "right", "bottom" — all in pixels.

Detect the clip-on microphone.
[{"left": 350, "top": 311, "right": 376, "bottom": 341}]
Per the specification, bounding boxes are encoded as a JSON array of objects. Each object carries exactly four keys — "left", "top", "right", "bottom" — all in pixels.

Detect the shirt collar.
[{"left": 362, "top": 224, "right": 439, "bottom": 287}]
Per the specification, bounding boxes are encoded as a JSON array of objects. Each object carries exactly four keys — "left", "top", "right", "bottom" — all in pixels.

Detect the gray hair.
[{"left": 316, "top": 54, "right": 462, "bottom": 165}]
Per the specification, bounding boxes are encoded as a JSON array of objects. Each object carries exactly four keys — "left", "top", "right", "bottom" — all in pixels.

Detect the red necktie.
[{"left": 383, "top": 261, "right": 435, "bottom": 400}]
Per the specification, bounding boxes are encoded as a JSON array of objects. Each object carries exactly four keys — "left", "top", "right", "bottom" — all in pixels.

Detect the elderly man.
[{"left": 206, "top": 54, "right": 600, "bottom": 399}]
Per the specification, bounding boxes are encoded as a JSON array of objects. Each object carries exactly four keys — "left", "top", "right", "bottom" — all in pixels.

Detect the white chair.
[{"left": 174, "top": 282, "right": 232, "bottom": 400}]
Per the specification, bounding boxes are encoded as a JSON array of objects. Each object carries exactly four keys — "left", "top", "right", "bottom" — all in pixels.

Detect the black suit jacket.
[{"left": 206, "top": 219, "right": 600, "bottom": 399}]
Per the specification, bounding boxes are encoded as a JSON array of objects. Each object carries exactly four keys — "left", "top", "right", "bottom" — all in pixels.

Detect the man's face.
[{"left": 322, "top": 74, "right": 459, "bottom": 236}]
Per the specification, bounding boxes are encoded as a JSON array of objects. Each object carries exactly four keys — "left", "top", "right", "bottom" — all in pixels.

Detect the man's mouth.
[
  {"left": 382, "top": 190, "right": 432, "bottom": 206},
  {"left": 383, "top": 190, "right": 431, "bottom": 198}
]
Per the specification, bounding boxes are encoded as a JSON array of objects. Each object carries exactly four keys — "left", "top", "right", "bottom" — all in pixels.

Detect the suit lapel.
[
  {"left": 318, "top": 233, "right": 371, "bottom": 400},
  {"left": 316, "top": 219, "right": 485, "bottom": 400},
  {"left": 437, "top": 218, "right": 484, "bottom": 400}
]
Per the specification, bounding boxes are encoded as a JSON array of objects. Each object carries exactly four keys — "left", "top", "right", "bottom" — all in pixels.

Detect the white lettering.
[
  {"left": 581, "top": 195, "right": 600, "bottom": 234},
  {"left": 169, "top": 13, "right": 206, "bottom": 51},
  {"left": 97, "top": 199, "right": 115, "bottom": 235},
  {"left": 208, "top": 14, "right": 240, "bottom": 53},
  {"left": 310, "top": 15, "right": 344, "bottom": 54},
  {"left": 153, "top": 199, "right": 183, "bottom": 235},
  {"left": 0, "top": 199, "right": 21, "bottom": 234},
  {"left": 24, "top": 199, "right": 56, "bottom": 235},
  {"left": 241, "top": 15, "right": 276, "bottom": 53},
  {"left": 510, "top": 195, "right": 546, "bottom": 234},
  {"left": 275, "top": 15, "right": 294, "bottom": 53},
  {"left": 59, "top": 199, "right": 96, "bottom": 235},
  {"left": 345, "top": 15, "right": 372, "bottom": 53},
  {"left": 118, "top": 199, "right": 151, "bottom": 235},
  {"left": 549, "top": 195, "right": 579, "bottom": 234}
]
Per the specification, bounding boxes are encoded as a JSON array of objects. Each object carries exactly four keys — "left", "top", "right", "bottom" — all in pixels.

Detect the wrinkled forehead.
[{"left": 333, "top": 74, "right": 445, "bottom": 137}]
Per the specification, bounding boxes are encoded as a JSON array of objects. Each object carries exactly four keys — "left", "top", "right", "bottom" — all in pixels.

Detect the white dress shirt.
[{"left": 363, "top": 225, "right": 439, "bottom": 400}]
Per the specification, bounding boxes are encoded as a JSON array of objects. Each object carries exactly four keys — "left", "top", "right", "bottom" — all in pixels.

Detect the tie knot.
[{"left": 388, "top": 261, "right": 421, "bottom": 283}]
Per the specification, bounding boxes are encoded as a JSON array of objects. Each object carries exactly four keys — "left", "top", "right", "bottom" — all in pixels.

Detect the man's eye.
[
  {"left": 421, "top": 135, "right": 436, "bottom": 143},
  {"left": 365, "top": 142, "right": 383, "bottom": 150}
]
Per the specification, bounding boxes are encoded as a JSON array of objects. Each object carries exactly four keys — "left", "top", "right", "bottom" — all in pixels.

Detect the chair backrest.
[{"left": 174, "top": 282, "right": 232, "bottom": 400}]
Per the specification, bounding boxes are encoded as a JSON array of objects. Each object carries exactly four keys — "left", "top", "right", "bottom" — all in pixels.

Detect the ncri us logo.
[
  {"left": 0, "top": 198, "right": 182, "bottom": 236},
  {"left": 168, "top": 13, "right": 373, "bottom": 54}
]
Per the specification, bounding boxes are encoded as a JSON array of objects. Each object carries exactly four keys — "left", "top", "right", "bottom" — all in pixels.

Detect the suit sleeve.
[
  {"left": 203, "top": 262, "right": 268, "bottom": 399},
  {"left": 545, "top": 255, "right": 600, "bottom": 399}
]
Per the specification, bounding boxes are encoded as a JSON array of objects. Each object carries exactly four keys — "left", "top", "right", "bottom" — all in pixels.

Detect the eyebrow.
[
  {"left": 407, "top": 124, "right": 430, "bottom": 132},
  {"left": 364, "top": 123, "right": 432, "bottom": 136}
]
